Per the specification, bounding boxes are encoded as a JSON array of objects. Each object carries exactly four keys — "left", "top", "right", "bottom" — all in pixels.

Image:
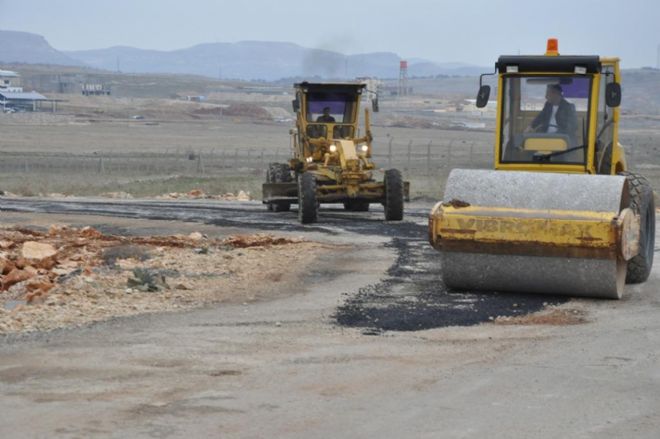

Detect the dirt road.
[{"left": 1, "top": 198, "right": 659, "bottom": 438}]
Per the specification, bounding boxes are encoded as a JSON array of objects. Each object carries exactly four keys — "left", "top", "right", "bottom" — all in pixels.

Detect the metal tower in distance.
[{"left": 398, "top": 60, "right": 408, "bottom": 96}]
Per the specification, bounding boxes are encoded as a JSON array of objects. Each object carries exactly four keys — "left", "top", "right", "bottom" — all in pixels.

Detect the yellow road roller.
[{"left": 429, "top": 39, "right": 655, "bottom": 299}]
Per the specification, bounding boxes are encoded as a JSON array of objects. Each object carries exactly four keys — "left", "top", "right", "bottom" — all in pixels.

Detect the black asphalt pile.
[{"left": 335, "top": 233, "right": 568, "bottom": 334}]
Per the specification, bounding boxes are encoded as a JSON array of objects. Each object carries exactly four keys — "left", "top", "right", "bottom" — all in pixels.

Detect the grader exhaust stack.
[{"left": 429, "top": 40, "right": 655, "bottom": 299}]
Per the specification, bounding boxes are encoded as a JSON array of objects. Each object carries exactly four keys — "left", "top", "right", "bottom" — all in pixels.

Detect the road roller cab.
[
  {"left": 477, "top": 39, "right": 625, "bottom": 175},
  {"left": 429, "top": 39, "right": 655, "bottom": 299}
]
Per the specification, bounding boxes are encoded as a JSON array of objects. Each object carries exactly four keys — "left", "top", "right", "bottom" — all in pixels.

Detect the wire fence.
[
  {"left": 0, "top": 138, "right": 494, "bottom": 180},
  {"left": 2, "top": 136, "right": 657, "bottom": 198}
]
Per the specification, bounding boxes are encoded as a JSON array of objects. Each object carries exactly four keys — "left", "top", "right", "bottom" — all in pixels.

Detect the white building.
[
  {"left": 0, "top": 69, "right": 48, "bottom": 112},
  {"left": 0, "top": 69, "right": 21, "bottom": 92}
]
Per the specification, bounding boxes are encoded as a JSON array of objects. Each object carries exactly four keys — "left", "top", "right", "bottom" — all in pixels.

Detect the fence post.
[
  {"left": 234, "top": 148, "right": 239, "bottom": 167},
  {"left": 388, "top": 138, "right": 393, "bottom": 169},
  {"left": 406, "top": 140, "right": 412, "bottom": 172},
  {"left": 447, "top": 140, "right": 453, "bottom": 168},
  {"left": 426, "top": 140, "right": 432, "bottom": 176},
  {"left": 197, "top": 152, "right": 204, "bottom": 174}
]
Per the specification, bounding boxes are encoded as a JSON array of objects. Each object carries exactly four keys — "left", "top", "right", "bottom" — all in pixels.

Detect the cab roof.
[
  {"left": 294, "top": 82, "right": 366, "bottom": 94},
  {"left": 496, "top": 55, "right": 601, "bottom": 74}
]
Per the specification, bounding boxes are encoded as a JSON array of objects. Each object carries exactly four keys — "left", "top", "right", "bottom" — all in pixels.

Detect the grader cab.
[
  {"left": 263, "top": 82, "right": 408, "bottom": 223},
  {"left": 429, "top": 39, "right": 655, "bottom": 299}
]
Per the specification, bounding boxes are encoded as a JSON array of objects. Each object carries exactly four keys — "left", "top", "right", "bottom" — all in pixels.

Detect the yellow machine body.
[
  {"left": 262, "top": 82, "right": 409, "bottom": 205},
  {"left": 428, "top": 43, "right": 653, "bottom": 298}
]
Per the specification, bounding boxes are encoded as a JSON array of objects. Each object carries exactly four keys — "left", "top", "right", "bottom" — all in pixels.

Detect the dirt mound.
[
  {"left": 193, "top": 103, "right": 272, "bottom": 120},
  {"left": 222, "top": 234, "right": 303, "bottom": 249},
  {"left": 0, "top": 226, "right": 327, "bottom": 334}
]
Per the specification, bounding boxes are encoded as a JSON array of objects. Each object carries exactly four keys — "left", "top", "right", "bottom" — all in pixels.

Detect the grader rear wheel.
[
  {"left": 298, "top": 173, "right": 318, "bottom": 224},
  {"left": 384, "top": 169, "right": 404, "bottom": 221}
]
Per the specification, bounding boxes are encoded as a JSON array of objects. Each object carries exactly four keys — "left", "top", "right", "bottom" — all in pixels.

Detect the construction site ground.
[{"left": 0, "top": 198, "right": 659, "bottom": 438}]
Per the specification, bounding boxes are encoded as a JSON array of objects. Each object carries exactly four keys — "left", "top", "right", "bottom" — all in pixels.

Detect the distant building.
[
  {"left": 0, "top": 69, "right": 49, "bottom": 112},
  {"left": 356, "top": 77, "right": 382, "bottom": 111},
  {"left": 82, "top": 83, "right": 111, "bottom": 96},
  {"left": 0, "top": 69, "right": 20, "bottom": 91}
]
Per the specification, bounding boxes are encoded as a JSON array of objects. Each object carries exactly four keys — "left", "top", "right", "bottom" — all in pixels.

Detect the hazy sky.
[{"left": 0, "top": 0, "right": 658, "bottom": 67}]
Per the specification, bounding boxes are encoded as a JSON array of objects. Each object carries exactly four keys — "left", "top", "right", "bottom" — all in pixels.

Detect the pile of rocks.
[
  {"left": 156, "top": 189, "right": 251, "bottom": 201},
  {"left": 0, "top": 226, "right": 108, "bottom": 305},
  {"left": 0, "top": 226, "right": 320, "bottom": 334}
]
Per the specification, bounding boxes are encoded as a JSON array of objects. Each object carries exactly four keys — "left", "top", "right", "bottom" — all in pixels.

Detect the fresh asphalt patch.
[{"left": 334, "top": 222, "right": 568, "bottom": 334}]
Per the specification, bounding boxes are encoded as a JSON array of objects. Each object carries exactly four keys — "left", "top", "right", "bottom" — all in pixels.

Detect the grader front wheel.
[
  {"left": 298, "top": 173, "right": 318, "bottom": 224},
  {"left": 384, "top": 169, "right": 404, "bottom": 221}
]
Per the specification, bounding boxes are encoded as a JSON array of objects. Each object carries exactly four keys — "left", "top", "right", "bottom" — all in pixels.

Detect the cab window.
[
  {"left": 500, "top": 75, "right": 591, "bottom": 165},
  {"left": 305, "top": 92, "right": 356, "bottom": 124}
]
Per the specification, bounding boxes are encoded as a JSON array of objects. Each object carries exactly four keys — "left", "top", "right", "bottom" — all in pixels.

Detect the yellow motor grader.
[
  {"left": 263, "top": 82, "right": 408, "bottom": 223},
  {"left": 429, "top": 39, "right": 655, "bottom": 299}
]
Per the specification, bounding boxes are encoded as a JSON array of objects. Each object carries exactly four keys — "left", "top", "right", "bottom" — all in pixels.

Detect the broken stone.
[
  {"left": 26, "top": 277, "right": 54, "bottom": 294},
  {"left": 0, "top": 257, "right": 15, "bottom": 275},
  {"left": 35, "top": 256, "right": 58, "bottom": 270},
  {"left": 2, "top": 269, "right": 35, "bottom": 290},
  {"left": 48, "top": 224, "right": 69, "bottom": 236},
  {"left": 188, "top": 232, "right": 205, "bottom": 241},
  {"left": 175, "top": 283, "right": 191, "bottom": 290},
  {"left": 26, "top": 290, "right": 48, "bottom": 305},
  {"left": 80, "top": 226, "right": 103, "bottom": 239},
  {"left": 237, "top": 190, "right": 250, "bottom": 201},
  {"left": 188, "top": 189, "right": 205, "bottom": 198},
  {"left": 22, "top": 242, "right": 58, "bottom": 260},
  {"left": 24, "top": 266, "right": 39, "bottom": 276}
]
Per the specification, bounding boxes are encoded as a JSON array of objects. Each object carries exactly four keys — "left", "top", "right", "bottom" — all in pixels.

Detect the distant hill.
[
  {"left": 65, "top": 41, "right": 486, "bottom": 81},
  {"left": 0, "top": 29, "right": 486, "bottom": 80},
  {"left": 0, "top": 30, "right": 82, "bottom": 66}
]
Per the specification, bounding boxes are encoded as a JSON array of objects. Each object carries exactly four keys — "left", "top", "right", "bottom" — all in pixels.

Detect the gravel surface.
[{"left": 0, "top": 197, "right": 658, "bottom": 439}]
